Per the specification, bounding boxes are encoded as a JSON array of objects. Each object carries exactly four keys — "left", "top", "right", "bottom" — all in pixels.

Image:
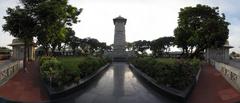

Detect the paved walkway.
[
  {"left": 0, "top": 61, "right": 48, "bottom": 102},
  {"left": 188, "top": 64, "right": 240, "bottom": 103},
  {"left": 54, "top": 62, "right": 176, "bottom": 103}
]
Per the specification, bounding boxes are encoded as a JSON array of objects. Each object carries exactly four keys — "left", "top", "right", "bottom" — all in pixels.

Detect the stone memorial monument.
[{"left": 104, "top": 16, "right": 135, "bottom": 61}]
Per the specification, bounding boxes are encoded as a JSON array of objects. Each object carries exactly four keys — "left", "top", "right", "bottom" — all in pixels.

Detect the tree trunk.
[
  {"left": 57, "top": 44, "right": 62, "bottom": 51},
  {"left": 51, "top": 45, "right": 56, "bottom": 56},
  {"left": 44, "top": 46, "right": 49, "bottom": 56},
  {"left": 190, "top": 47, "right": 204, "bottom": 58},
  {"left": 73, "top": 47, "right": 76, "bottom": 56},
  {"left": 27, "top": 44, "right": 30, "bottom": 61}
]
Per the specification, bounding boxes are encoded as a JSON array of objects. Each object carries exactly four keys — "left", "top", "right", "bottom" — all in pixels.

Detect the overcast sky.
[{"left": 0, "top": 0, "right": 239, "bottom": 53}]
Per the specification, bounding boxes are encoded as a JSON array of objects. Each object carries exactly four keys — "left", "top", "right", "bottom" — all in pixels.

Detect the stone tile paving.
[
  {"left": 53, "top": 62, "right": 177, "bottom": 103},
  {"left": 0, "top": 61, "right": 48, "bottom": 102},
  {"left": 188, "top": 64, "right": 240, "bottom": 103}
]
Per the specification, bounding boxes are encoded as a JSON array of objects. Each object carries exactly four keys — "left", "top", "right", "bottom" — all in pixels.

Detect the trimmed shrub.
[
  {"left": 40, "top": 58, "right": 65, "bottom": 87},
  {"left": 39, "top": 56, "right": 57, "bottom": 66},
  {"left": 40, "top": 56, "right": 82, "bottom": 88},
  {"left": 131, "top": 57, "right": 200, "bottom": 90},
  {"left": 78, "top": 56, "right": 106, "bottom": 78},
  {"left": 40, "top": 56, "right": 108, "bottom": 89}
]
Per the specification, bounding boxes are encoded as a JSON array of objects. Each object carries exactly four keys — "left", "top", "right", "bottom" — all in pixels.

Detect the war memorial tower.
[
  {"left": 113, "top": 16, "right": 126, "bottom": 54},
  {"left": 104, "top": 16, "right": 135, "bottom": 61}
]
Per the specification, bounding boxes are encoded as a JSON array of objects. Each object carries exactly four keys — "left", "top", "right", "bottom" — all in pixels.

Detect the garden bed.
[
  {"left": 39, "top": 56, "right": 110, "bottom": 99},
  {"left": 130, "top": 57, "right": 201, "bottom": 102}
]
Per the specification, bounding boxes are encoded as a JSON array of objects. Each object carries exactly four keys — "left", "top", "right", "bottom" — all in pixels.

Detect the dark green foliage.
[
  {"left": 3, "top": 6, "right": 37, "bottom": 69},
  {"left": 40, "top": 57, "right": 65, "bottom": 87},
  {"left": 174, "top": 4, "right": 229, "bottom": 58},
  {"left": 40, "top": 57, "right": 81, "bottom": 87},
  {"left": 34, "top": 0, "right": 82, "bottom": 55},
  {"left": 132, "top": 40, "right": 151, "bottom": 56},
  {"left": 76, "top": 37, "right": 109, "bottom": 56},
  {"left": 39, "top": 56, "right": 57, "bottom": 66},
  {"left": 131, "top": 57, "right": 200, "bottom": 90},
  {"left": 78, "top": 57, "right": 107, "bottom": 78},
  {"left": 40, "top": 56, "right": 108, "bottom": 89},
  {"left": 150, "top": 36, "right": 175, "bottom": 57}
]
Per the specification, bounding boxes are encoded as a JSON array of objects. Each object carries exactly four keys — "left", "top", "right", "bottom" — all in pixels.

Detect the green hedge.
[
  {"left": 40, "top": 56, "right": 108, "bottom": 89},
  {"left": 40, "top": 58, "right": 66, "bottom": 87},
  {"left": 78, "top": 56, "right": 107, "bottom": 78},
  {"left": 131, "top": 57, "right": 200, "bottom": 90}
]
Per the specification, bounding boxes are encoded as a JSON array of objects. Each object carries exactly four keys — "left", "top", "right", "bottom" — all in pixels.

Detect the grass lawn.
[
  {"left": 155, "top": 58, "right": 176, "bottom": 64},
  {"left": 57, "top": 56, "right": 85, "bottom": 70}
]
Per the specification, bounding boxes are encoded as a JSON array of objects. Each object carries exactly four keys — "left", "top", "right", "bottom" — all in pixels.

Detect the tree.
[
  {"left": 34, "top": 0, "right": 81, "bottom": 55},
  {"left": 133, "top": 40, "right": 150, "bottom": 56},
  {"left": 174, "top": 4, "right": 229, "bottom": 58},
  {"left": 96, "top": 42, "right": 108, "bottom": 56},
  {"left": 19, "top": 0, "right": 82, "bottom": 56},
  {"left": 126, "top": 42, "right": 133, "bottom": 51},
  {"left": 174, "top": 27, "right": 191, "bottom": 56},
  {"left": 150, "top": 36, "right": 175, "bottom": 57},
  {"left": 50, "top": 30, "right": 66, "bottom": 55},
  {"left": 76, "top": 37, "right": 110, "bottom": 56},
  {"left": 3, "top": 6, "right": 37, "bottom": 70},
  {"left": 69, "top": 36, "right": 80, "bottom": 55}
]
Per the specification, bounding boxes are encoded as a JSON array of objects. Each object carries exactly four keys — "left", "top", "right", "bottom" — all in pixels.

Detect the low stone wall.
[
  {"left": 0, "top": 61, "right": 22, "bottom": 86},
  {"left": 210, "top": 59, "right": 240, "bottom": 91}
]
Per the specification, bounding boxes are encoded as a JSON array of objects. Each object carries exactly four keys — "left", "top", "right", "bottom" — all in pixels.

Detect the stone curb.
[
  {"left": 129, "top": 64, "right": 201, "bottom": 103},
  {"left": 42, "top": 63, "right": 111, "bottom": 100}
]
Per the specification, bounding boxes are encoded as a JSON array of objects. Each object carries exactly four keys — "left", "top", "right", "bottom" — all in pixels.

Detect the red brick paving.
[
  {"left": 0, "top": 61, "right": 48, "bottom": 102},
  {"left": 188, "top": 64, "right": 240, "bottom": 103}
]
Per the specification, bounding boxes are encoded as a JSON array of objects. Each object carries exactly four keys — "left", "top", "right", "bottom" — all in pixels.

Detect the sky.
[{"left": 0, "top": 0, "right": 239, "bottom": 53}]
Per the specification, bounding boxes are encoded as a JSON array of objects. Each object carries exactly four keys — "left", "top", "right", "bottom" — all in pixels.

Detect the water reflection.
[
  {"left": 54, "top": 63, "right": 177, "bottom": 103},
  {"left": 113, "top": 62, "right": 125, "bottom": 97}
]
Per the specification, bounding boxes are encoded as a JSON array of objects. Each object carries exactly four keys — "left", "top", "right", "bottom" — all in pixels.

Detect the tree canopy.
[
  {"left": 4, "top": 0, "right": 82, "bottom": 55},
  {"left": 3, "top": 5, "right": 37, "bottom": 69},
  {"left": 150, "top": 36, "right": 174, "bottom": 57},
  {"left": 132, "top": 40, "right": 151, "bottom": 56},
  {"left": 174, "top": 4, "right": 229, "bottom": 58},
  {"left": 33, "top": 0, "right": 82, "bottom": 54}
]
